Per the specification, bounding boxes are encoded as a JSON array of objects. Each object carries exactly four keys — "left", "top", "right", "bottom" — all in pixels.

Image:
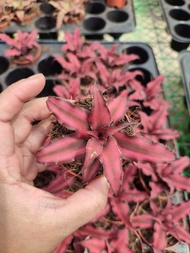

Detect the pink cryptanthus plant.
[
  {"left": 131, "top": 198, "right": 190, "bottom": 253},
  {"left": 0, "top": 29, "right": 39, "bottom": 62},
  {"left": 139, "top": 102, "right": 179, "bottom": 142},
  {"left": 36, "top": 86, "right": 175, "bottom": 195},
  {"left": 34, "top": 30, "right": 190, "bottom": 252},
  {"left": 35, "top": 88, "right": 190, "bottom": 252},
  {"left": 73, "top": 159, "right": 190, "bottom": 253},
  {"left": 129, "top": 75, "right": 167, "bottom": 110},
  {"left": 135, "top": 156, "right": 190, "bottom": 197},
  {"left": 52, "top": 29, "right": 140, "bottom": 99}
]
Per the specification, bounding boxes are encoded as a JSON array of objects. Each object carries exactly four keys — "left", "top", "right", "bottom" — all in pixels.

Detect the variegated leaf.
[
  {"left": 99, "top": 136, "right": 122, "bottom": 195},
  {"left": 114, "top": 132, "right": 175, "bottom": 163},
  {"left": 107, "top": 90, "right": 128, "bottom": 124},
  {"left": 90, "top": 86, "right": 111, "bottom": 130},
  {"left": 36, "top": 135, "right": 86, "bottom": 164},
  {"left": 47, "top": 96, "right": 89, "bottom": 131}
]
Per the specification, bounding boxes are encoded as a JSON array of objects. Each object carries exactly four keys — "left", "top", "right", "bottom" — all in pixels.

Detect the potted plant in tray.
[
  {"left": 34, "top": 30, "right": 190, "bottom": 252},
  {"left": 0, "top": 30, "right": 41, "bottom": 65},
  {"left": 49, "top": 0, "right": 86, "bottom": 29},
  {"left": 3, "top": 0, "right": 39, "bottom": 23}
]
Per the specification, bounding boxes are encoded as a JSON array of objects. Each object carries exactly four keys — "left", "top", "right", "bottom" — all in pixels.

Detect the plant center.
[{"left": 96, "top": 127, "right": 108, "bottom": 140}]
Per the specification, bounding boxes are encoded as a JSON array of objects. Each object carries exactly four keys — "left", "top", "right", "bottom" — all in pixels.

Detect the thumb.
[{"left": 54, "top": 175, "right": 109, "bottom": 237}]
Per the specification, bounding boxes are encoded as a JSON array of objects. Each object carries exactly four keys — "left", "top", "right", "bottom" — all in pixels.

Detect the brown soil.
[{"left": 129, "top": 231, "right": 143, "bottom": 253}]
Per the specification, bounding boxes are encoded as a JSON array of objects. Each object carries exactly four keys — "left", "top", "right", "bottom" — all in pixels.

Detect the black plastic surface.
[
  {"left": 1, "top": 0, "right": 136, "bottom": 39},
  {"left": 0, "top": 41, "right": 159, "bottom": 95},
  {"left": 179, "top": 50, "right": 190, "bottom": 114},
  {"left": 159, "top": 0, "right": 190, "bottom": 44}
]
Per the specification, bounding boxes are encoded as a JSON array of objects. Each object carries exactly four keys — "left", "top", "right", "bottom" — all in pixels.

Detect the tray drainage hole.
[
  {"left": 123, "top": 46, "right": 149, "bottom": 64},
  {"left": 129, "top": 68, "right": 152, "bottom": 86},
  {"left": 35, "top": 16, "right": 56, "bottom": 30},
  {"left": 0, "top": 84, "right": 3, "bottom": 93},
  {"left": 5, "top": 68, "right": 35, "bottom": 86},
  {"left": 107, "top": 10, "right": 128, "bottom": 23},
  {"left": 40, "top": 3, "right": 55, "bottom": 14},
  {"left": 36, "top": 79, "right": 60, "bottom": 97},
  {"left": 165, "top": 0, "right": 185, "bottom": 6},
  {"left": 83, "top": 17, "right": 106, "bottom": 31},
  {"left": 174, "top": 24, "right": 190, "bottom": 38},
  {"left": 169, "top": 9, "right": 189, "bottom": 21},
  {"left": 0, "top": 56, "right": 9, "bottom": 75},
  {"left": 38, "top": 56, "right": 63, "bottom": 76},
  {"left": 85, "top": 2, "right": 105, "bottom": 14}
]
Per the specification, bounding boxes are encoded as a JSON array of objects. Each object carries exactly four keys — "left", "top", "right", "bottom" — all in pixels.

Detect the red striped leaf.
[
  {"left": 90, "top": 86, "right": 111, "bottom": 130},
  {"left": 82, "top": 137, "right": 103, "bottom": 171},
  {"left": 153, "top": 222, "right": 167, "bottom": 251},
  {"left": 36, "top": 135, "right": 86, "bottom": 164},
  {"left": 107, "top": 90, "right": 128, "bottom": 124},
  {"left": 47, "top": 96, "right": 89, "bottom": 131},
  {"left": 99, "top": 136, "right": 122, "bottom": 195},
  {"left": 114, "top": 132, "right": 175, "bottom": 163}
]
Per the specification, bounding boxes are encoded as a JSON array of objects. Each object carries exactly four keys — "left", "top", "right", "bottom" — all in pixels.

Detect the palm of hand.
[{"left": 0, "top": 75, "right": 62, "bottom": 253}]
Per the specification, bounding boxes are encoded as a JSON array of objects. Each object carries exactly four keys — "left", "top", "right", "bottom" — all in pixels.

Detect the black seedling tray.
[
  {"left": 2, "top": 0, "right": 136, "bottom": 40},
  {"left": 158, "top": 0, "right": 190, "bottom": 51},
  {"left": 0, "top": 41, "right": 158, "bottom": 96},
  {"left": 179, "top": 50, "right": 190, "bottom": 114}
]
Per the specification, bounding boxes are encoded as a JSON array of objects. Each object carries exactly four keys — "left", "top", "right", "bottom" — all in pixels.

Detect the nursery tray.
[
  {"left": 2, "top": 41, "right": 190, "bottom": 253},
  {"left": 179, "top": 50, "right": 190, "bottom": 114},
  {"left": 0, "top": 41, "right": 159, "bottom": 95},
  {"left": 1, "top": 0, "right": 136, "bottom": 40},
  {"left": 158, "top": 0, "right": 190, "bottom": 50}
]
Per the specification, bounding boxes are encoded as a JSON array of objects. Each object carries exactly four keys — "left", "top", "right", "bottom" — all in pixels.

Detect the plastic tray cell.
[
  {"left": 179, "top": 50, "right": 190, "bottom": 114},
  {"left": 159, "top": 0, "right": 190, "bottom": 51},
  {"left": 1, "top": 0, "right": 136, "bottom": 40}
]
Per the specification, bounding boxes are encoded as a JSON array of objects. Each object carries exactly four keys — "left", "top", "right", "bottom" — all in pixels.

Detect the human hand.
[{"left": 0, "top": 74, "right": 109, "bottom": 253}]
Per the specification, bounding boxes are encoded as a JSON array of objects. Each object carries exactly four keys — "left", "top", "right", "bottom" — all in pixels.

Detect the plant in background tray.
[
  {"left": 0, "top": 4, "right": 13, "bottom": 30},
  {"left": 3, "top": 0, "right": 39, "bottom": 23},
  {"left": 49, "top": 0, "right": 86, "bottom": 29},
  {"left": 0, "top": 29, "right": 41, "bottom": 65},
  {"left": 34, "top": 30, "right": 190, "bottom": 252}
]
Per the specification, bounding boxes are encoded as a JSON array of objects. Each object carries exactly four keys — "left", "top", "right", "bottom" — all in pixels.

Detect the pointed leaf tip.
[{"left": 90, "top": 86, "right": 111, "bottom": 130}]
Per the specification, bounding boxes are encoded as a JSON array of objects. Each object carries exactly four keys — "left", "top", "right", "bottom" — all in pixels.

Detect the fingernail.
[{"left": 28, "top": 73, "right": 44, "bottom": 80}]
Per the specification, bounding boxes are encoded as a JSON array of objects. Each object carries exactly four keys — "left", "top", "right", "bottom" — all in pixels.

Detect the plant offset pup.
[{"left": 35, "top": 30, "right": 190, "bottom": 253}]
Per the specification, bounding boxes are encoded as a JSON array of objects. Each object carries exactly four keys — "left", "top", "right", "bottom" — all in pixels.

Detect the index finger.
[{"left": 0, "top": 74, "right": 46, "bottom": 122}]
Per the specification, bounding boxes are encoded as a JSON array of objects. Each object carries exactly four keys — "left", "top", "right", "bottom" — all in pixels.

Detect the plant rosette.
[
  {"left": 34, "top": 30, "right": 190, "bottom": 253},
  {"left": 49, "top": 0, "right": 86, "bottom": 29},
  {"left": 11, "top": 43, "right": 41, "bottom": 65},
  {"left": 0, "top": 30, "right": 41, "bottom": 65},
  {"left": 5, "top": 0, "right": 39, "bottom": 23},
  {"left": 35, "top": 92, "right": 189, "bottom": 252},
  {"left": 130, "top": 195, "right": 187, "bottom": 251}
]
